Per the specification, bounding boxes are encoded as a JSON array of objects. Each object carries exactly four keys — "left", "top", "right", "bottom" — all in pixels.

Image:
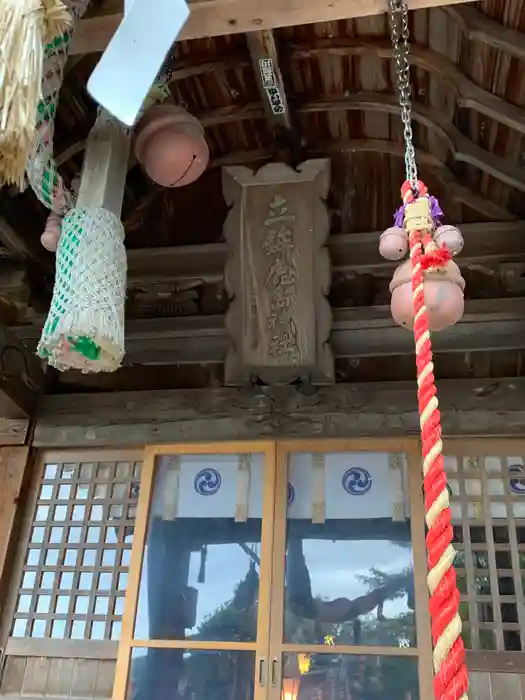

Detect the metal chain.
[{"left": 388, "top": 0, "right": 418, "bottom": 185}]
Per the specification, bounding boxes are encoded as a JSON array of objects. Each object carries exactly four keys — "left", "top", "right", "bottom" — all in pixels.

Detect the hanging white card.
[
  {"left": 87, "top": 0, "right": 190, "bottom": 126},
  {"left": 287, "top": 452, "right": 402, "bottom": 520},
  {"left": 153, "top": 454, "right": 264, "bottom": 519}
]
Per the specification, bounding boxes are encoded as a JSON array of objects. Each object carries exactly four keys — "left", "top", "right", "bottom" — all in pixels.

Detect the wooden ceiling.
[{"left": 2, "top": 0, "right": 525, "bottom": 394}]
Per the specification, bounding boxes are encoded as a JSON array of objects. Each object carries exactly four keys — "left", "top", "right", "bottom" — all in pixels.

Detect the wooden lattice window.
[
  {"left": 446, "top": 450, "right": 525, "bottom": 652},
  {"left": 11, "top": 452, "right": 142, "bottom": 641}
]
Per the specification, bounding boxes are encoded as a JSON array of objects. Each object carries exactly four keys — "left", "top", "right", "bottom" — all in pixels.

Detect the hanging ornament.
[
  {"left": 133, "top": 104, "right": 209, "bottom": 187},
  {"left": 37, "top": 205, "right": 126, "bottom": 372},
  {"left": 385, "top": 2, "right": 469, "bottom": 700},
  {"left": 383, "top": 179, "right": 466, "bottom": 331},
  {"left": 37, "top": 111, "right": 127, "bottom": 372},
  {"left": 0, "top": 0, "right": 72, "bottom": 188}
]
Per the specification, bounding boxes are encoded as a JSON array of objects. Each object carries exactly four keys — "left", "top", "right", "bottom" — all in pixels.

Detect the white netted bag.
[{"left": 38, "top": 207, "right": 126, "bottom": 372}]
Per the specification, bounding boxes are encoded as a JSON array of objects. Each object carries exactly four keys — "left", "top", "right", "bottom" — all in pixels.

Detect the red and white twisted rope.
[{"left": 401, "top": 181, "right": 469, "bottom": 700}]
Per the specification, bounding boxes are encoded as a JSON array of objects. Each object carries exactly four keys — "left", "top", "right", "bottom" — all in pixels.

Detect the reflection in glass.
[
  {"left": 134, "top": 454, "right": 264, "bottom": 644},
  {"left": 128, "top": 648, "right": 255, "bottom": 700},
  {"left": 281, "top": 653, "right": 419, "bottom": 700},
  {"left": 284, "top": 453, "right": 415, "bottom": 647}
]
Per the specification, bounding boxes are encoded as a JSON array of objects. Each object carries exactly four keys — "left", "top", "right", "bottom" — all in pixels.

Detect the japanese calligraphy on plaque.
[{"left": 222, "top": 161, "right": 334, "bottom": 386}]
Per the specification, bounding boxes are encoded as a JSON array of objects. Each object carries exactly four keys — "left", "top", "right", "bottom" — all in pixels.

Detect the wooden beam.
[
  {"left": 124, "top": 221, "right": 525, "bottom": 284},
  {"left": 0, "top": 420, "right": 29, "bottom": 445},
  {"left": 33, "top": 377, "right": 525, "bottom": 446},
  {"left": 13, "top": 298, "right": 525, "bottom": 366},
  {"left": 246, "top": 30, "right": 292, "bottom": 131},
  {"left": 72, "top": 0, "right": 477, "bottom": 56},
  {"left": 0, "top": 325, "right": 44, "bottom": 418}
]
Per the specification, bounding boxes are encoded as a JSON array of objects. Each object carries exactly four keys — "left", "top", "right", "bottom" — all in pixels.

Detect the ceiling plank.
[
  {"left": 33, "top": 377, "right": 525, "bottom": 446},
  {"left": 72, "top": 0, "right": 477, "bottom": 55},
  {"left": 13, "top": 298, "right": 525, "bottom": 366}
]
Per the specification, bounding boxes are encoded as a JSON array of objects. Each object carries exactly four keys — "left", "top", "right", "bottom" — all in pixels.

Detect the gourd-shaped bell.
[
  {"left": 434, "top": 225, "right": 464, "bottom": 256},
  {"left": 379, "top": 226, "right": 408, "bottom": 260},
  {"left": 389, "top": 257, "right": 465, "bottom": 331},
  {"left": 134, "top": 104, "right": 209, "bottom": 188},
  {"left": 41, "top": 212, "right": 62, "bottom": 252}
]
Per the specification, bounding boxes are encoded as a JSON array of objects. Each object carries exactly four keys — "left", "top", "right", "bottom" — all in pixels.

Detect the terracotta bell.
[
  {"left": 389, "top": 257, "right": 465, "bottom": 331},
  {"left": 379, "top": 226, "right": 408, "bottom": 260},
  {"left": 41, "top": 212, "right": 62, "bottom": 252},
  {"left": 433, "top": 224, "right": 464, "bottom": 256},
  {"left": 134, "top": 104, "right": 209, "bottom": 188}
]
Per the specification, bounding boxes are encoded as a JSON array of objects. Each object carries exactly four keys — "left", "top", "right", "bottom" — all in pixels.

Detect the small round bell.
[
  {"left": 379, "top": 226, "right": 408, "bottom": 260},
  {"left": 434, "top": 225, "right": 464, "bottom": 256},
  {"left": 134, "top": 104, "right": 209, "bottom": 188},
  {"left": 41, "top": 212, "right": 62, "bottom": 252},
  {"left": 389, "top": 257, "right": 465, "bottom": 331}
]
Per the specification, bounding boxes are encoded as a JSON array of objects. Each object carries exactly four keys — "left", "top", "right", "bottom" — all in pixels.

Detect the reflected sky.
[{"left": 134, "top": 536, "right": 412, "bottom": 641}]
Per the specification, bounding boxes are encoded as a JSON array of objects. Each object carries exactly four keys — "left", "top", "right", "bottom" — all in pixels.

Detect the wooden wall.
[
  {"left": 0, "top": 657, "right": 116, "bottom": 700},
  {"left": 470, "top": 671, "right": 525, "bottom": 700},
  {"left": 0, "top": 659, "right": 523, "bottom": 700}
]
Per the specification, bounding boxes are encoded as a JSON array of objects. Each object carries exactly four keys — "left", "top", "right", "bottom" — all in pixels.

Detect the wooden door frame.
[
  {"left": 265, "top": 438, "right": 433, "bottom": 700},
  {"left": 113, "top": 441, "right": 278, "bottom": 700}
]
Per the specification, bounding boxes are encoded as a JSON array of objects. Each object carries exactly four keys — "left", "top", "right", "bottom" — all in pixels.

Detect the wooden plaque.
[{"left": 222, "top": 160, "right": 334, "bottom": 386}]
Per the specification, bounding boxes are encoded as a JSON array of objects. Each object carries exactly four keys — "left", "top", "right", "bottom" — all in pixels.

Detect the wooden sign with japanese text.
[{"left": 222, "top": 161, "right": 334, "bottom": 386}]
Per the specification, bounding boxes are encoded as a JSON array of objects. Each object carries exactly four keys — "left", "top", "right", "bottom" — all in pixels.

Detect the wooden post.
[
  {"left": 0, "top": 447, "right": 31, "bottom": 618},
  {"left": 222, "top": 160, "right": 334, "bottom": 386},
  {"left": 77, "top": 109, "right": 130, "bottom": 216}
]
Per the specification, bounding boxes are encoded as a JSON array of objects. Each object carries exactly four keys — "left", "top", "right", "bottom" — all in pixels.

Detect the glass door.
[
  {"left": 267, "top": 439, "right": 433, "bottom": 700},
  {"left": 113, "top": 442, "right": 277, "bottom": 700}
]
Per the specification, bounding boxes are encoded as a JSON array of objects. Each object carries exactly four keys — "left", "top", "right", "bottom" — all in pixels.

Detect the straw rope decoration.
[
  {"left": 26, "top": 0, "right": 90, "bottom": 217},
  {"left": 0, "top": 0, "right": 72, "bottom": 188}
]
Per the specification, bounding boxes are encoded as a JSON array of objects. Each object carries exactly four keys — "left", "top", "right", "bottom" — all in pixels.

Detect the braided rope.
[{"left": 401, "top": 181, "right": 469, "bottom": 700}]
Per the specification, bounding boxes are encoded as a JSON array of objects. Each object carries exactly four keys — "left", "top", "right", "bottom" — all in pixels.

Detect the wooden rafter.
[
  {"left": 289, "top": 39, "right": 525, "bottom": 137},
  {"left": 209, "top": 140, "right": 513, "bottom": 220},
  {"left": 13, "top": 298, "right": 525, "bottom": 367},
  {"left": 297, "top": 94, "right": 525, "bottom": 192},
  {"left": 72, "top": 0, "right": 477, "bottom": 55},
  {"left": 443, "top": 5, "right": 525, "bottom": 62}
]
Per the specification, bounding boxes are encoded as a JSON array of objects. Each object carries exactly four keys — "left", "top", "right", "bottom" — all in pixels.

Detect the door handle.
[
  {"left": 271, "top": 658, "right": 280, "bottom": 687},
  {"left": 258, "top": 658, "right": 266, "bottom": 687}
]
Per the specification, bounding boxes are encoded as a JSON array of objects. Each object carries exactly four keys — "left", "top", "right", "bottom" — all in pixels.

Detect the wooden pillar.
[
  {"left": 222, "top": 160, "right": 334, "bottom": 386},
  {"left": 0, "top": 447, "right": 31, "bottom": 617}
]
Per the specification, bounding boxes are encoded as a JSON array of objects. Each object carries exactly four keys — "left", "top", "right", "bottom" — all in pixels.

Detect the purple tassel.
[
  {"left": 393, "top": 205, "right": 405, "bottom": 228},
  {"left": 392, "top": 195, "right": 444, "bottom": 229},
  {"left": 429, "top": 196, "right": 443, "bottom": 226}
]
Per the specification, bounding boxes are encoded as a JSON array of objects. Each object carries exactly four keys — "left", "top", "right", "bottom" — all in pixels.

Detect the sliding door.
[{"left": 113, "top": 442, "right": 277, "bottom": 700}]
